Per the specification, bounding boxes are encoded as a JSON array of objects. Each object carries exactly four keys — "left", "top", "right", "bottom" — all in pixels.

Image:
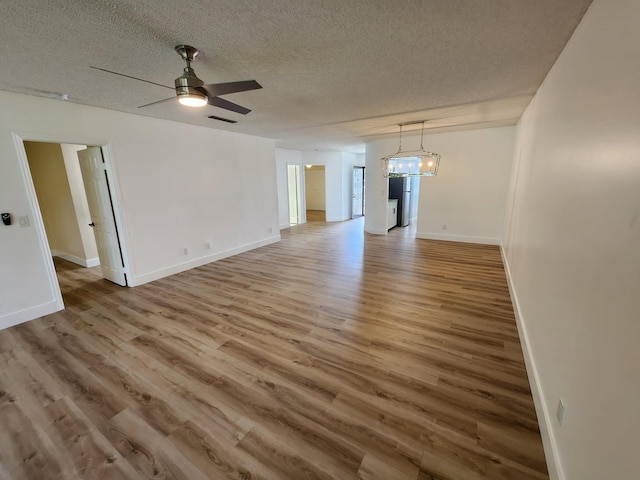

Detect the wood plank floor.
[
  {"left": 306, "top": 210, "right": 326, "bottom": 222},
  {"left": 0, "top": 217, "right": 548, "bottom": 480}
]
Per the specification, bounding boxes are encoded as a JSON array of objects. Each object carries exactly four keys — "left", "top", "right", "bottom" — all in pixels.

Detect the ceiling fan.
[{"left": 91, "top": 45, "right": 261, "bottom": 115}]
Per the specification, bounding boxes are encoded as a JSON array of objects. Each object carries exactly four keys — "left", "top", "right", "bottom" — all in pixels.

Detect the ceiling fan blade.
[
  {"left": 207, "top": 96, "right": 251, "bottom": 115},
  {"left": 201, "top": 80, "right": 262, "bottom": 97},
  {"left": 138, "top": 96, "right": 176, "bottom": 108},
  {"left": 90, "top": 66, "right": 174, "bottom": 90}
]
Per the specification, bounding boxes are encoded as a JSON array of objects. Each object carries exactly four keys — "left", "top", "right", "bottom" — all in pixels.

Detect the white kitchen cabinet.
[{"left": 387, "top": 199, "right": 398, "bottom": 230}]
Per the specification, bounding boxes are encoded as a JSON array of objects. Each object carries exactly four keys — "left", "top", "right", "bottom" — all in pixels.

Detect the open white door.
[
  {"left": 352, "top": 166, "right": 364, "bottom": 218},
  {"left": 287, "top": 164, "right": 301, "bottom": 224},
  {"left": 77, "top": 147, "right": 127, "bottom": 286}
]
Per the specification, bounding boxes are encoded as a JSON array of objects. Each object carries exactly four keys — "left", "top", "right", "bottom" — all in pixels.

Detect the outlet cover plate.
[{"left": 556, "top": 398, "right": 566, "bottom": 425}]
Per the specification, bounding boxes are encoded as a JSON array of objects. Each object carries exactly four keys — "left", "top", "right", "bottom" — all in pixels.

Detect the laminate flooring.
[
  {"left": 306, "top": 210, "right": 326, "bottom": 222},
  {"left": 0, "top": 217, "right": 548, "bottom": 479}
]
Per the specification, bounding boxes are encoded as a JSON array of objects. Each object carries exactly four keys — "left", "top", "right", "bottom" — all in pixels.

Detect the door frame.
[
  {"left": 286, "top": 164, "right": 302, "bottom": 225},
  {"left": 12, "top": 132, "right": 132, "bottom": 309}
]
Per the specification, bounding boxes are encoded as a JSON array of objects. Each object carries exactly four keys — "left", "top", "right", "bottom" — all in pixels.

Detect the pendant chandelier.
[{"left": 381, "top": 121, "right": 440, "bottom": 178}]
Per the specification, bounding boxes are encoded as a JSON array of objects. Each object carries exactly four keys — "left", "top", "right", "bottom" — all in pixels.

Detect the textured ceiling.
[{"left": 0, "top": 0, "right": 592, "bottom": 151}]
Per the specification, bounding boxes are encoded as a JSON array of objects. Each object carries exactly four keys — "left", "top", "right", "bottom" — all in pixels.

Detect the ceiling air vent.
[{"left": 208, "top": 115, "right": 237, "bottom": 123}]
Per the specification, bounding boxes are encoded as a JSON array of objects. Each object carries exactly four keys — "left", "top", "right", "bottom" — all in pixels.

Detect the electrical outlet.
[
  {"left": 442, "top": 224, "right": 447, "bottom": 230},
  {"left": 182, "top": 247, "right": 189, "bottom": 256},
  {"left": 206, "top": 242, "right": 213, "bottom": 250},
  {"left": 18, "top": 216, "right": 29, "bottom": 227},
  {"left": 268, "top": 227, "right": 273, "bottom": 234},
  {"left": 556, "top": 398, "right": 566, "bottom": 425}
]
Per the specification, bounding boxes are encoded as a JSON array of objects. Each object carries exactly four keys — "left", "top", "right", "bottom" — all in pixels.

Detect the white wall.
[
  {"left": 0, "top": 91, "right": 279, "bottom": 329},
  {"left": 502, "top": 1, "right": 640, "bottom": 479},
  {"left": 365, "top": 126, "right": 515, "bottom": 242},
  {"left": 275, "top": 148, "right": 359, "bottom": 225},
  {"left": 408, "top": 176, "right": 420, "bottom": 223},
  {"left": 364, "top": 141, "right": 391, "bottom": 235}
]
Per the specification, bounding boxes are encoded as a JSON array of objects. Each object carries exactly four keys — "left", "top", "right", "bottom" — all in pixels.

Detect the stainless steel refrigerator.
[{"left": 388, "top": 177, "right": 411, "bottom": 227}]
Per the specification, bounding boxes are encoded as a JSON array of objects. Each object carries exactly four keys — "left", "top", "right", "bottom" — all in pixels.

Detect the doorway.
[
  {"left": 24, "top": 142, "right": 100, "bottom": 268},
  {"left": 352, "top": 166, "right": 365, "bottom": 219},
  {"left": 19, "top": 138, "right": 130, "bottom": 309},
  {"left": 304, "top": 165, "right": 326, "bottom": 222}
]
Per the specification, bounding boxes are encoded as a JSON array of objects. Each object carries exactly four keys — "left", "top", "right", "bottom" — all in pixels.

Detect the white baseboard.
[
  {"left": 500, "top": 244, "right": 564, "bottom": 480},
  {"left": 130, "top": 235, "right": 281, "bottom": 286},
  {"left": 85, "top": 257, "right": 100, "bottom": 267},
  {"left": 0, "top": 299, "right": 63, "bottom": 330},
  {"left": 416, "top": 232, "right": 500, "bottom": 245},
  {"left": 364, "top": 227, "right": 388, "bottom": 235},
  {"left": 51, "top": 250, "right": 100, "bottom": 268}
]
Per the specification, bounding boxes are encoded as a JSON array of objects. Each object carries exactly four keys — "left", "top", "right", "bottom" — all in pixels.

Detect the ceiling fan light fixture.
[
  {"left": 178, "top": 92, "right": 208, "bottom": 107},
  {"left": 176, "top": 84, "right": 208, "bottom": 107}
]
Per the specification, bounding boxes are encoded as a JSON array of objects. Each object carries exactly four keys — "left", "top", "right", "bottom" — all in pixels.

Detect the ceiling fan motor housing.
[{"left": 175, "top": 66, "right": 206, "bottom": 98}]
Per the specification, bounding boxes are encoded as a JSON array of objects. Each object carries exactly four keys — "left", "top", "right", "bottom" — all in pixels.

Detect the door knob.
[{"left": 88, "top": 222, "right": 95, "bottom": 227}]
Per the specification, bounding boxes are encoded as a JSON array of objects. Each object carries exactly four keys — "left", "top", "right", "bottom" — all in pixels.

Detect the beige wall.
[
  {"left": 25, "top": 142, "right": 87, "bottom": 260},
  {"left": 502, "top": 0, "right": 640, "bottom": 478},
  {"left": 304, "top": 166, "right": 326, "bottom": 210}
]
